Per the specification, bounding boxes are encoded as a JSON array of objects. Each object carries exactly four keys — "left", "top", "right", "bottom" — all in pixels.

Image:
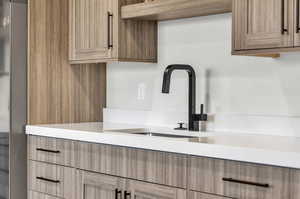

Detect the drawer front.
[
  {"left": 28, "top": 161, "right": 75, "bottom": 198},
  {"left": 76, "top": 142, "right": 188, "bottom": 188},
  {"left": 189, "top": 191, "right": 233, "bottom": 199},
  {"left": 28, "top": 191, "right": 61, "bottom": 199},
  {"left": 189, "top": 157, "right": 290, "bottom": 199},
  {"left": 28, "top": 136, "right": 75, "bottom": 166}
]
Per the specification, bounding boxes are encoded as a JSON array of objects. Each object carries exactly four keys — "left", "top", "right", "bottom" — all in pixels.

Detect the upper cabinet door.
[
  {"left": 294, "top": 0, "right": 300, "bottom": 46},
  {"left": 69, "top": 0, "right": 111, "bottom": 63},
  {"left": 233, "top": 0, "right": 294, "bottom": 50}
]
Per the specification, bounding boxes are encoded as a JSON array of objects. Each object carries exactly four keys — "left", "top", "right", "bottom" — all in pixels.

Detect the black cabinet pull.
[
  {"left": 115, "top": 189, "right": 122, "bottom": 199},
  {"left": 297, "top": 0, "right": 300, "bottom": 33},
  {"left": 36, "top": 148, "right": 60, "bottom": 154},
  {"left": 36, "top": 177, "right": 60, "bottom": 184},
  {"left": 281, "top": 0, "right": 288, "bottom": 34},
  {"left": 124, "top": 191, "right": 131, "bottom": 199},
  {"left": 107, "top": 12, "right": 113, "bottom": 49},
  {"left": 222, "top": 177, "right": 269, "bottom": 188}
]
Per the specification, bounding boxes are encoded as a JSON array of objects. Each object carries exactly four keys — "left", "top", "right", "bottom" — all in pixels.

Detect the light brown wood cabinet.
[
  {"left": 28, "top": 161, "right": 75, "bottom": 199},
  {"left": 189, "top": 156, "right": 290, "bottom": 199},
  {"left": 27, "top": 135, "right": 300, "bottom": 199},
  {"left": 232, "top": 0, "right": 300, "bottom": 56},
  {"left": 76, "top": 170, "right": 186, "bottom": 199},
  {"left": 69, "top": 0, "right": 157, "bottom": 64},
  {"left": 75, "top": 141, "right": 188, "bottom": 188}
]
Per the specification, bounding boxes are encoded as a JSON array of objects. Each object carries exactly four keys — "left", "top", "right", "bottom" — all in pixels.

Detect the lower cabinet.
[
  {"left": 76, "top": 170, "right": 186, "bottom": 199},
  {"left": 189, "top": 191, "right": 233, "bottom": 199},
  {"left": 27, "top": 136, "right": 300, "bottom": 199}
]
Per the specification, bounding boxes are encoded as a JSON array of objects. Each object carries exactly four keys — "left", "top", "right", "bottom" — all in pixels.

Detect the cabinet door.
[
  {"left": 233, "top": 0, "right": 294, "bottom": 50},
  {"left": 69, "top": 0, "right": 112, "bottom": 62},
  {"left": 295, "top": 0, "right": 300, "bottom": 46},
  {"left": 189, "top": 191, "right": 232, "bottom": 199},
  {"left": 76, "top": 170, "right": 124, "bottom": 199},
  {"left": 126, "top": 179, "right": 186, "bottom": 199}
]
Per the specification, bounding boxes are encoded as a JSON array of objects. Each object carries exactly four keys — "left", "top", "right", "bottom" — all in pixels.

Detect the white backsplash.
[{"left": 107, "top": 14, "right": 300, "bottom": 137}]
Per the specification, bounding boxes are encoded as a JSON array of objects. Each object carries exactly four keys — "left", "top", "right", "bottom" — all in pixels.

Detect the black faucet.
[{"left": 162, "top": 64, "right": 207, "bottom": 131}]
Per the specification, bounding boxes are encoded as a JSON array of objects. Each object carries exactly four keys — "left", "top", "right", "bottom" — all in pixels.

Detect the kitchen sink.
[{"left": 130, "top": 132, "right": 198, "bottom": 138}]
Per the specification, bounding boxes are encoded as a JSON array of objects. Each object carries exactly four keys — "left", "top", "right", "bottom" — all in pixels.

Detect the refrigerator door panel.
[{"left": 0, "top": 0, "right": 10, "bottom": 199}]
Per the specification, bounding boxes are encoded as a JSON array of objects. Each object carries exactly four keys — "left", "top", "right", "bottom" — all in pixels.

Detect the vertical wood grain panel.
[
  {"left": 28, "top": 161, "right": 76, "bottom": 198},
  {"left": 28, "top": 0, "right": 106, "bottom": 125},
  {"left": 76, "top": 142, "right": 187, "bottom": 188},
  {"left": 232, "top": 0, "right": 294, "bottom": 51},
  {"left": 28, "top": 136, "right": 76, "bottom": 167},
  {"left": 189, "top": 156, "right": 290, "bottom": 199}
]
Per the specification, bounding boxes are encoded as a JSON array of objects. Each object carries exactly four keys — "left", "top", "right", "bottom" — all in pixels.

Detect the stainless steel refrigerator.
[{"left": 0, "top": 0, "right": 27, "bottom": 199}]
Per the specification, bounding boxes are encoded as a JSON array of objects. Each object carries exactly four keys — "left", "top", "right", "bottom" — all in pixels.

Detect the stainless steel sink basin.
[{"left": 131, "top": 132, "right": 198, "bottom": 139}]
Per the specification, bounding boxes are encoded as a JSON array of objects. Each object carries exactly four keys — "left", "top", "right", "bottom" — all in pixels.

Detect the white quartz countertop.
[{"left": 26, "top": 122, "right": 300, "bottom": 169}]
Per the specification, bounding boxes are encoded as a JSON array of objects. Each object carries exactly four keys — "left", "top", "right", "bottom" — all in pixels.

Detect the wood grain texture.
[
  {"left": 28, "top": 161, "right": 76, "bottom": 198},
  {"left": 233, "top": 0, "right": 294, "bottom": 51},
  {"left": 28, "top": 191, "right": 61, "bottom": 199},
  {"left": 294, "top": 0, "right": 300, "bottom": 46},
  {"left": 290, "top": 169, "right": 300, "bottom": 199},
  {"left": 189, "top": 191, "right": 233, "bottom": 199},
  {"left": 69, "top": 0, "right": 157, "bottom": 64},
  {"left": 189, "top": 156, "right": 290, "bottom": 199},
  {"left": 69, "top": 0, "right": 111, "bottom": 61},
  {"left": 127, "top": 179, "right": 186, "bottom": 199},
  {"left": 28, "top": 136, "right": 76, "bottom": 167},
  {"left": 121, "top": 0, "right": 232, "bottom": 21},
  {"left": 76, "top": 170, "right": 124, "bottom": 199},
  {"left": 232, "top": 46, "right": 300, "bottom": 55},
  {"left": 76, "top": 142, "right": 188, "bottom": 188},
  {"left": 28, "top": 0, "right": 106, "bottom": 125}
]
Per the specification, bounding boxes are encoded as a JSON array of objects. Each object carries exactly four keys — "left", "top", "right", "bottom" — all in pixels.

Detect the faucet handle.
[
  {"left": 174, "top": 122, "right": 187, "bottom": 130},
  {"left": 199, "top": 104, "right": 208, "bottom": 121}
]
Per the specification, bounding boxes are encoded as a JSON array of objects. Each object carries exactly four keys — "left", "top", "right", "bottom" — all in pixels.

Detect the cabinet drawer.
[
  {"left": 28, "top": 136, "right": 75, "bottom": 166},
  {"left": 28, "top": 191, "right": 61, "bottom": 199},
  {"left": 76, "top": 142, "right": 188, "bottom": 188},
  {"left": 28, "top": 161, "right": 75, "bottom": 198},
  {"left": 189, "top": 191, "right": 233, "bottom": 199},
  {"left": 189, "top": 157, "right": 290, "bottom": 199}
]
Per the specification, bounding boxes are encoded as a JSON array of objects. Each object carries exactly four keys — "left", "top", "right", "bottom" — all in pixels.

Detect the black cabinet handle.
[
  {"left": 115, "top": 189, "right": 122, "bottom": 199},
  {"left": 222, "top": 177, "right": 269, "bottom": 188},
  {"left": 281, "top": 0, "right": 288, "bottom": 34},
  {"left": 124, "top": 191, "right": 131, "bottom": 199},
  {"left": 36, "top": 177, "right": 60, "bottom": 184},
  {"left": 36, "top": 148, "right": 60, "bottom": 154},
  {"left": 297, "top": 0, "right": 300, "bottom": 33},
  {"left": 107, "top": 12, "right": 113, "bottom": 49}
]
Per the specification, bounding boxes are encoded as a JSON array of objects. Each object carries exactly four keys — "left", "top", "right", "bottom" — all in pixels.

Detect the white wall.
[{"left": 107, "top": 14, "right": 300, "bottom": 136}]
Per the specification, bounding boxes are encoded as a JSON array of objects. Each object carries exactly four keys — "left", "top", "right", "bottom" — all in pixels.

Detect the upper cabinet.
[
  {"left": 232, "top": 0, "right": 300, "bottom": 56},
  {"left": 69, "top": 0, "right": 157, "bottom": 64},
  {"left": 294, "top": 0, "right": 300, "bottom": 46}
]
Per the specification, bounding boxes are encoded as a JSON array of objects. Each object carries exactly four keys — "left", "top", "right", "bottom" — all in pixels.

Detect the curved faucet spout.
[
  {"left": 162, "top": 64, "right": 196, "bottom": 94},
  {"left": 162, "top": 64, "right": 198, "bottom": 131}
]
